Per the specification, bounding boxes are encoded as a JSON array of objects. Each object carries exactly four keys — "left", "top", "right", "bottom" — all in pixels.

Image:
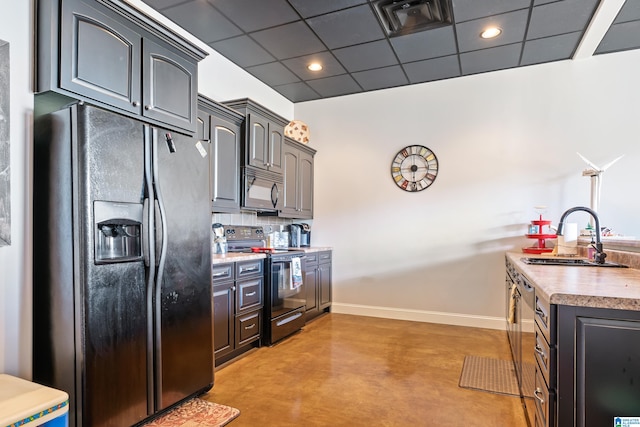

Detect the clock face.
[{"left": 391, "top": 145, "right": 439, "bottom": 192}]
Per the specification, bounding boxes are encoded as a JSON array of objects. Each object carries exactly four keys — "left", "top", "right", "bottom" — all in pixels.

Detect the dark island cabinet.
[
  {"left": 282, "top": 138, "right": 315, "bottom": 219},
  {"left": 198, "top": 96, "right": 242, "bottom": 213},
  {"left": 555, "top": 305, "right": 640, "bottom": 427},
  {"left": 223, "top": 99, "right": 287, "bottom": 175},
  {"left": 36, "top": 0, "right": 206, "bottom": 134},
  {"left": 213, "top": 259, "right": 264, "bottom": 366},
  {"left": 305, "top": 251, "right": 332, "bottom": 321}
]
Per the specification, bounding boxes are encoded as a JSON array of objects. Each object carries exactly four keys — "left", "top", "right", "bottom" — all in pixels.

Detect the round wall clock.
[{"left": 391, "top": 145, "right": 439, "bottom": 192}]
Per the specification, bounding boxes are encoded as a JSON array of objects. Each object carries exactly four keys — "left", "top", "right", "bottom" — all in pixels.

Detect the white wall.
[
  {"left": 295, "top": 50, "right": 640, "bottom": 328},
  {"left": 0, "top": 1, "right": 33, "bottom": 377}
]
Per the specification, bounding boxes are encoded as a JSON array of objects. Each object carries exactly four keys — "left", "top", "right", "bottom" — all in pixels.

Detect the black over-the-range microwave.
[{"left": 242, "top": 167, "right": 283, "bottom": 213}]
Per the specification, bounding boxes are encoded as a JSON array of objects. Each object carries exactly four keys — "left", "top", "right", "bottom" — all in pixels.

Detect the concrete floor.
[{"left": 204, "top": 313, "right": 531, "bottom": 426}]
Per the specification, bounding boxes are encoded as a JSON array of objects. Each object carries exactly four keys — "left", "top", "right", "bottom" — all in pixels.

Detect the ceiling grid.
[{"left": 142, "top": 0, "right": 640, "bottom": 102}]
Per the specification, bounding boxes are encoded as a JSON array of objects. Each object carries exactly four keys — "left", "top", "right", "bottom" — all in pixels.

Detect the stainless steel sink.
[{"left": 521, "top": 257, "right": 628, "bottom": 268}]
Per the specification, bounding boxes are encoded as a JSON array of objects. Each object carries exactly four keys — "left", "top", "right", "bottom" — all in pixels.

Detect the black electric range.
[{"left": 223, "top": 225, "right": 306, "bottom": 345}]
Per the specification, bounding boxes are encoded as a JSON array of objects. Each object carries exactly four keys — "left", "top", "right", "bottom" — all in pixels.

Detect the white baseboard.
[{"left": 330, "top": 302, "right": 535, "bottom": 333}]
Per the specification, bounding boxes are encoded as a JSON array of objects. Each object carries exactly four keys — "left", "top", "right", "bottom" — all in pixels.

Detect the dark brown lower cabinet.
[
  {"left": 555, "top": 305, "right": 640, "bottom": 427},
  {"left": 213, "top": 259, "right": 263, "bottom": 366},
  {"left": 305, "top": 251, "right": 332, "bottom": 321}
]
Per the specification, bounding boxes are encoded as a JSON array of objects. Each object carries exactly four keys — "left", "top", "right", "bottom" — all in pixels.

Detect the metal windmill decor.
[{"left": 576, "top": 152, "right": 624, "bottom": 227}]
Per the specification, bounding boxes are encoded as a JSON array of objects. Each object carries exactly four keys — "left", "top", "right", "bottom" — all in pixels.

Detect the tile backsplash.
[{"left": 212, "top": 211, "right": 295, "bottom": 227}]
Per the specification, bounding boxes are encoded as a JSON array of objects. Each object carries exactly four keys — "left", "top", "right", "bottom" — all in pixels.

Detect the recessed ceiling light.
[
  {"left": 307, "top": 63, "right": 323, "bottom": 71},
  {"left": 480, "top": 27, "right": 502, "bottom": 39}
]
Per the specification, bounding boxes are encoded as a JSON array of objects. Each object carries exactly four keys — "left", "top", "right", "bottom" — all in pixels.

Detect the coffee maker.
[{"left": 289, "top": 223, "right": 311, "bottom": 247}]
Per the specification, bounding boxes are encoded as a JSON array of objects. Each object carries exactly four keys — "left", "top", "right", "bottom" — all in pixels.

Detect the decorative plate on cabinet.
[{"left": 285, "top": 120, "right": 310, "bottom": 144}]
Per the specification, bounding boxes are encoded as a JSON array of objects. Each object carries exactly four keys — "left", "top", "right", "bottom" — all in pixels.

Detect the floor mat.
[
  {"left": 142, "top": 398, "right": 240, "bottom": 427},
  {"left": 459, "top": 355, "right": 535, "bottom": 398}
]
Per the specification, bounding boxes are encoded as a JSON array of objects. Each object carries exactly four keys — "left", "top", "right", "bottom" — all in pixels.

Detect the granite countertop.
[
  {"left": 211, "top": 247, "right": 332, "bottom": 265},
  {"left": 212, "top": 253, "right": 266, "bottom": 264},
  {"left": 506, "top": 252, "right": 640, "bottom": 311},
  {"left": 293, "top": 246, "right": 333, "bottom": 253}
]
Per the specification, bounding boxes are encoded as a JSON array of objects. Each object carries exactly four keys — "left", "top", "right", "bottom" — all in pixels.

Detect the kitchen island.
[{"left": 506, "top": 252, "right": 640, "bottom": 427}]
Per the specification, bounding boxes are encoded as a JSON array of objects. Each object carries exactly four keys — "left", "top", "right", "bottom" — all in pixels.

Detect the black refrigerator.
[{"left": 33, "top": 103, "right": 214, "bottom": 427}]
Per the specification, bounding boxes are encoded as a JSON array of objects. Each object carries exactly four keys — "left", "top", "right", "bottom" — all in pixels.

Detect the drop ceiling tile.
[
  {"left": 246, "top": 62, "right": 301, "bottom": 86},
  {"left": 209, "top": 36, "right": 275, "bottom": 67},
  {"left": 162, "top": 1, "right": 242, "bottom": 43},
  {"left": 142, "top": 0, "right": 186, "bottom": 10},
  {"left": 307, "top": 74, "right": 362, "bottom": 98},
  {"left": 282, "top": 52, "right": 347, "bottom": 80},
  {"left": 595, "top": 19, "right": 640, "bottom": 54},
  {"left": 527, "top": 0, "right": 599, "bottom": 40},
  {"left": 306, "top": 5, "right": 385, "bottom": 49},
  {"left": 212, "top": 0, "right": 300, "bottom": 32},
  {"left": 288, "top": 0, "right": 368, "bottom": 18},
  {"left": 615, "top": 1, "right": 640, "bottom": 23},
  {"left": 274, "top": 82, "right": 321, "bottom": 103},
  {"left": 333, "top": 40, "right": 398, "bottom": 72},
  {"left": 251, "top": 21, "right": 326, "bottom": 59},
  {"left": 390, "top": 26, "right": 457, "bottom": 63},
  {"left": 521, "top": 32, "right": 582, "bottom": 66},
  {"left": 456, "top": 9, "right": 529, "bottom": 53},
  {"left": 459, "top": 43, "right": 522, "bottom": 75},
  {"left": 352, "top": 65, "right": 409, "bottom": 91},
  {"left": 453, "top": 0, "right": 531, "bottom": 22},
  {"left": 403, "top": 55, "right": 460, "bottom": 83}
]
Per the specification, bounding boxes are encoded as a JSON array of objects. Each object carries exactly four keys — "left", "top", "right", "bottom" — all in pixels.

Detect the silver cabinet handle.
[
  {"left": 244, "top": 324, "right": 255, "bottom": 330},
  {"left": 245, "top": 291, "right": 257, "bottom": 297},
  {"left": 213, "top": 271, "right": 229, "bottom": 277},
  {"left": 133, "top": 101, "right": 140, "bottom": 107},
  {"left": 145, "top": 105, "right": 151, "bottom": 110},
  {"left": 242, "top": 266, "right": 258, "bottom": 273},
  {"left": 533, "top": 388, "right": 545, "bottom": 404}
]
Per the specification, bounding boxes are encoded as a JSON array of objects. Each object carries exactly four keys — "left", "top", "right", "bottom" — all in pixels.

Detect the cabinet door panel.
[
  {"left": 248, "top": 115, "right": 268, "bottom": 169},
  {"left": 142, "top": 39, "right": 197, "bottom": 132},
  {"left": 213, "top": 283, "right": 234, "bottom": 357},
  {"left": 269, "top": 127, "right": 284, "bottom": 174},
  {"left": 282, "top": 149, "right": 299, "bottom": 213},
  {"left": 211, "top": 118, "right": 240, "bottom": 211},
  {"left": 575, "top": 316, "right": 640, "bottom": 427},
  {"left": 319, "top": 262, "right": 332, "bottom": 309},
  {"left": 304, "top": 266, "right": 318, "bottom": 313},
  {"left": 61, "top": 0, "right": 140, "bottom": 114},
  {"left": 299, "top": 151, "right": 314, "bottom": 218}
]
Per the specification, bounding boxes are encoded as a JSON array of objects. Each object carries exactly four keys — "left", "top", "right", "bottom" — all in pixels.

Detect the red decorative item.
[{"left": 522, "top": 214, "right": 556, "bottom": 254}]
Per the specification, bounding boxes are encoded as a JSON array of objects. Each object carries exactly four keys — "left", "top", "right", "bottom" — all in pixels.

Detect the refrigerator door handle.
[
  {"left": 154, "top": 200, "right": 164, "bottom": 268},
  {"left": 142, "top": 198, "right": 150, "bottom": 267}
]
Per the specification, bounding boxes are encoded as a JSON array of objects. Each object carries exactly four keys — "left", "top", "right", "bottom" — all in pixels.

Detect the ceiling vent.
[{"left": 372, "top": 0, "right": 452, "bottom": 37}]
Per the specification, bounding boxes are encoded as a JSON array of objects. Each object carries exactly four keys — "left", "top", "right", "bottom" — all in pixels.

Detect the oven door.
[{"left": 270, "top": 256, "right": 306, "bottom": 318}]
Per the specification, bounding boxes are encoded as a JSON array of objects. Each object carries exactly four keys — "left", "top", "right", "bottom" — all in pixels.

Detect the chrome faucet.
[{"left": 556, "top": 206, "right": 606, "bottom": 264}]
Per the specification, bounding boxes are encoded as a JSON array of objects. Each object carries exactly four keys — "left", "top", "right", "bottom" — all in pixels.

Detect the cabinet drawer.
[
  {"left": 534, "top": 322, "right": 555, "bottom": 387},
  {"left": 236, "top": 277, "right": 263, "bottom": 312},
  {"left": 319, "top": 251, "right": 332, "bottom": 264},
  {"left": 236, "top": 259, "right": 263, "bottom": 279},
  {"left": 236, "top": 310, "right": 261, "bottom": 346},
  {"left": 305, "top": 253, "right": 318, "bottom": 266},
  {"left": 534, "top": 366, "right": 555, "bottom": 427},
  {"left": 534, "top": 294, "right": 553, "bottom": 344},
  {"left": 212, "top": 263, "right": 234, "bottom": 282}
]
